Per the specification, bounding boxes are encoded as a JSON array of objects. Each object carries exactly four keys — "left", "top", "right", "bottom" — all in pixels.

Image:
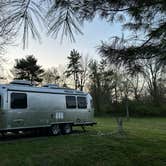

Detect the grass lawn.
[{"left": 0, "top": 117, "right": 166, "bottom": 166}]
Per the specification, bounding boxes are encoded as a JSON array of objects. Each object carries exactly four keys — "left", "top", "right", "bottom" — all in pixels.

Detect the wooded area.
[
  {"left": 0, "top": 0, "right": 166, "bottom": 116},
  {"left": 0, "top": 1, "right": 166, "bottom": 166},
  {"left": 6, "top": 51, "right": 166, "bottom": 117}
]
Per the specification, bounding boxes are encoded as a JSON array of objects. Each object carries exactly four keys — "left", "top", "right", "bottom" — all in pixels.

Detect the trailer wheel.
[
  {"left": 62, "top": 124, "right": 72, "bottom": 134},
  {"left": 50, "top": 124, "right": 60, "bottom": 135}
]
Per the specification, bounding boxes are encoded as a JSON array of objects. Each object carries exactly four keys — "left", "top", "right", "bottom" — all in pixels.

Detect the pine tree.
[
  {"left": 1, "top": 1, "right": 165, "bottom": 65},
  {"left": 65, "top": 49, "right": 82, "bottom": 90},
  {"left": 14, "top": 55, "right": 44, "bottom": 83}
]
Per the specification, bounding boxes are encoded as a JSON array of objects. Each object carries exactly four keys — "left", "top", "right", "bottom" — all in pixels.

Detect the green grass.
[{"left": 0, "top": 118, "right": 166, "bottom": 166}]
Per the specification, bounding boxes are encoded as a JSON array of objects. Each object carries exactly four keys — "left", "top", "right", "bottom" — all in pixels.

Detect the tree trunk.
[
  {"left": 152, "top": 81, "right": 160, "bottom": 105},
  {"left": 115, "top": 86, "right": 118, "bottom": 104},
  {"left": 125, "top": 97, "right": 130, "bottom": 121},
  {"left": 116, "top": 117, "right": 124, "bottom": 134}
]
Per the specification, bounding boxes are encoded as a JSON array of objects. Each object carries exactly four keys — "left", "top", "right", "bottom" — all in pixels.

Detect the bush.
[{"left": 129, "top": 102, "right": 166, "bottom": 117}]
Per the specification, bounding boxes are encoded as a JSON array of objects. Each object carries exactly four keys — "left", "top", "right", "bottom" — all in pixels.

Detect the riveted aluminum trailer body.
[{"left": 0, "top": 82, "right": 95, "bottom": 132}]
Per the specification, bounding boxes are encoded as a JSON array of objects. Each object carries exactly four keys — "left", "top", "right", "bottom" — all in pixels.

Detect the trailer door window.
[
  {"left": 66, "top": 96, "right": 76, "bottom": 109},
  {"left": 11, "top": 93, "right": 27, "bottom": 109},
  {"left": 77, "top": 97, "right": 87, "bottom": 109}
]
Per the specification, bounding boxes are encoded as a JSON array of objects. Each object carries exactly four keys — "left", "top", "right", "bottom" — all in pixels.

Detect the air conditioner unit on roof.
[{"left": 42, "top": 84, "right": 59, "bottom": 89}]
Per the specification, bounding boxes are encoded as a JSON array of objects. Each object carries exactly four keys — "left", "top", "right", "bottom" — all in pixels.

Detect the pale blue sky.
[{"left": 6, "top": 18, "right": 125, "bottom": 69}]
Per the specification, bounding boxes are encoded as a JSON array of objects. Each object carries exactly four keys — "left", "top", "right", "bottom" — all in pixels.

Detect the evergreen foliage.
[
  {"left": 65, "top": 49, "right": 82, "bottom": 89},
  {"left": 14, "top": 55, "right": 44, "bottom": 83},
  {"left": 0, "top": 0, "right": 165, "bottom": 66}
]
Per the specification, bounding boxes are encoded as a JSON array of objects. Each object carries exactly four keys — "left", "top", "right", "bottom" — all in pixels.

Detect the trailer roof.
[{"left": 0, "top": 84, "right": 87, "bottom": 96}]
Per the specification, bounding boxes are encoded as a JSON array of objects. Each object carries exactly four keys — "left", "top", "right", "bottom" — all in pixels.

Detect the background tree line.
[
  {"left": 0, "top": 0, "right": 165, "bottom": 117},
  {"left": 7, "top": 49, "right": 166, "bottom": 117},
  {"left": 88, "top": 57, "right": 166, "bottom": 117}
]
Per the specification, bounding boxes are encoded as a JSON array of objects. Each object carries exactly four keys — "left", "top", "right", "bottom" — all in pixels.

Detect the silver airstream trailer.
[{"left": 0, "top": 80, "right": 95, "bottom": 135}]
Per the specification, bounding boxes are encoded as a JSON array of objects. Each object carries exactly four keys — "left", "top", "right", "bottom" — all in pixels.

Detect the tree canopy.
[
  {"left": 14, "top": 55, "right": 44, "bottom": 83},
  {"left": 0, "top": 0, "right": 165, "bottom": 68}
]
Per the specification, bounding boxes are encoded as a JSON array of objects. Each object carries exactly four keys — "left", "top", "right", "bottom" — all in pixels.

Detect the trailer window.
[
  {"left": 77, "top": 97, "right": 87, "bottom": 109},
  {"left": 66, "top": 96, "right": 76, "bottom": 109},
  {"left": 11, "top": 93, "right": 27, "bottom": 109}
]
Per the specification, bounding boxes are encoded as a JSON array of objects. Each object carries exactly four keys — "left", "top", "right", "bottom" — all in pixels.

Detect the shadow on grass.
[{"left": 0, "top": 129, "right": 89, "bottom": 142}]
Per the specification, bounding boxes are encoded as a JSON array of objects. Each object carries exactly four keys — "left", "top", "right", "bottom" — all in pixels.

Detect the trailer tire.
[
  {"left": 50, "top": 124, "right": 60, "bottom": 135},
  {"left": 62, "top": 124, "right": 72, "bottom": 134}
]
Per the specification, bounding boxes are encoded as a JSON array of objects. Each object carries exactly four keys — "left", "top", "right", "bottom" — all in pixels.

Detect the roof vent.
[
  {"left": 42, "top": 84, "right": 59, "bottom": 89},
  {"left": 10, "top": 80, "right": 33, "bottom": 86}
]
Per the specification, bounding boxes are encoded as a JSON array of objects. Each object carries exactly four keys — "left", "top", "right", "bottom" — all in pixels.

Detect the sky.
[{"left": 6, "top": 17, "right": 124, "bottom": 69}]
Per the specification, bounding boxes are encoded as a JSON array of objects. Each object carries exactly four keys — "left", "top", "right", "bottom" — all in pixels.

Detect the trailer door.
[
  {"left": 65, "top": 96, "right": 77, "bottom": 122},
  {"left": 76, "top": 96, "right": 89, "bottom": 122}
]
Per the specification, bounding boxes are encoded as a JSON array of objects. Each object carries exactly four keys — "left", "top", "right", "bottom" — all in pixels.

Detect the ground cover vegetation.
[{"left": 0, "top": 117, "right": 165, "bottom": 166}]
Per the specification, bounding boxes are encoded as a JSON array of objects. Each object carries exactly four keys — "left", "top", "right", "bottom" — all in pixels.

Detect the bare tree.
[
  {"left": 42, "top": 67, "right": 60, "bottom": 85},
  {"left": 57, "top": 65, "right": 68, "bottom": 87},
  {"left": 0, "top": 55, "right": 11, "bottom": 83},
  {"left": 119, "top": 74, "right": 133, "bottom": 120},
  {"left": 128, "top": 74, "right": 145, "bottom": 101},
  {"left": 142, "top": 58, "right": 165, "bottom": 105},
  {"left": 78, "top": 55, "right": 90, "bottom": 91}
]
